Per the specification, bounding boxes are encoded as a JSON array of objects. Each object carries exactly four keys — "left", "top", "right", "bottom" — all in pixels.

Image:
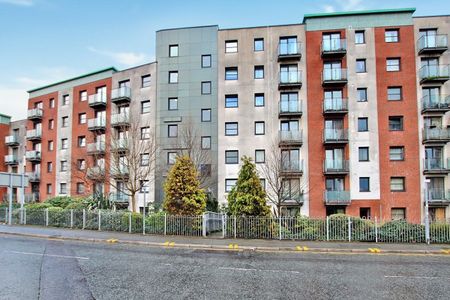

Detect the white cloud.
[
  {"left": 87, "top": 46, "right": 149, "bottom": 67},
  {"left": 322, "top": 0, "right": 367, "bottom": 13},
  {"left": 0, "top": 0, "right": 34, "bottom": 6},
  {"left": 323, "top": 5, "right": 336, "bottom": 13},
  {"left": 0, "top": 87, "right": 28, "bottom": 120}
]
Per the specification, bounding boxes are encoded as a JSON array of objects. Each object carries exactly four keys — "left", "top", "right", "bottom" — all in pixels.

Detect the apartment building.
[{"left": 3, "top": 7, "right": 450, "bottom": 222}]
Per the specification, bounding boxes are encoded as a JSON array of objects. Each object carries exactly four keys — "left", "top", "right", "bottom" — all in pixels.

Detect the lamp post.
[
  {"left": 424, "top": 179, "right": 431, "bottom": 245},
  {"left": 142, "top": 181, "right": 148, "bottom": 235}
]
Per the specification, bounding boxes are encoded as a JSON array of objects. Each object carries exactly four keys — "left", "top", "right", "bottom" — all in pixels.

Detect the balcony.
[
  {"left": 26, "top": 129, "right": 42, "bottom": 141},
  {"left": 280, "top": 160, "right": 303, "bottom": 177},
  {"left": 423, "top": 158, "right": 450, "bottom": 175},
  {"left": 279, "top": 130, "right": 303, "bottom": 147},
  {"left": 279, "top": 71, "right": 302, "bottom": 89},
  {"left": 111, "top": 167, "right": 129, "bottom": 179},
  {"left": 5, "top": 135, "right": 19, "bottom": 146},
  {"left": 87, "top": 117, "right": 106, "bottom": 131},
  {"left": 111, "top": 138, "right": 128, "bottom": 153},
  {"left": 26, "top": 171, "right": 40, "bottom": 183},
  {"left": 88, "top": 93, "right": 107, "bottom": 107},
  {"left": 322, "top": 68, "right": 348, "bottom": 86},
  {"left": 278, "top": 41, "right": 302, "bottom": 61},
  {"left": 25, "top": 150, "right": 41, "bottom": 162},
  {"left": 323, "top": 129, "right": 348, "bottom": 144},
  {"left": 109, "top": 192, "right": 129, "bottom": 204},
  {"left": 323, "top": 98, "right": 348, "bottom": 115},
  {"left": 422, "top": 128, "right": 450, "bottom": 144},
  {"left": 321, "top": 39, "right": 347, "bottom": 57},
  {"left": 4, "top": 154, "right": 18, "bottom": 165},
  {"left": 281, "top": 194, "right": 304, "bottom": 206},
  {"left": 323, "top": 160, "right": 349, "bottom": 175},
  {"left": 421, "top": 95, "right": 450, "bottom": 113},
  {"left": 111, "top": 87, "right": 131, "bottom": 104},
  {"left": 419, "top": 65, "right": 450, "bottom": 84},
  {"left": 111, "top": 113, "right": 130, "bottom": 128},
  {"left": 87, "top": 142, "right": 106, "bottom": 155},
  {"left": 278, "top": 100, "right": 302, "bottom": 118},
  {"left": 417, "top": 35, "right": 448, "bottom": 55},
  {"left": 27, "top": 108, "right": 43, "bottom": 120},
  {"left": 324, "top": 190, "right": 351, "bottom": 205},
  {"left": 87, "top": 166, "right": 105, "bottom": 181},
  {"left": 427, "top": 188, "right": 450, "bottom": 206}
]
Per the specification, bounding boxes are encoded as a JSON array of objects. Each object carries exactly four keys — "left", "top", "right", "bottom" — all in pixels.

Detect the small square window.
[
  {"left": 78, "top": 113, "right": 86, "bottom": 124},
  {"left": 48, "top": 140, "right": 54, "bottom": 151},
  {"left": 386, "top": 58, "right": 400, "bottom": 72},
  {"left": 359, "top": 177, "right": 370, "bottom": 192},
  {"left": 141, "top": 127, "right": 150, "bottom": 140},
  {"left": 201, "top": 109, "right": 211, "bottom": 122},
  {"left": 356, "top": 59, "right": 366, "bottom": 73},
  {"left": 357, "top": 88, "right": 367, "bottom": 102},
  {"left": 168, "top": 124, "right": 178, "bottom": 137},
  {"left": 168, "top": 71, "right": 178, "bottom": 83},
  {"left": 391, "top": 208, "right": 406, "bottom": 220},
  {"left": 201, "top": 81, "right": 211, "bottom": 95},
  {"left": 385, "top": 29, "right": 399, "bottom": 43},
  {"left": 225, "top": 95, "right": 238, "bottom": 108},
  {"left": 48, "top": 119, "right": 54, "bottom": 129},
  {"left": 255, "top": 149, "right": 265, "bottom": 163},
  {"left": 254, "top": 93, "right": 265, "bottom": 107},
  {"left": 169, "top": 44, "right": 179, "bottom": 57},
  {"left": 389, "top": 116, "right": 403, "bottom": 131},
  {"left": 358, "top": 117, "right": 368, "bottom": 132},
  {"left": 141, "top": 100, "right": 150, "bottom": 114},
  {"left": 47, "top": 184, "right": 52, "bottom": 194},
  {"left": 80, "top": 91, "right": 87, "bottom": 102},
  {"left": 49, "top": 98, "right": 55, "bottom": 108},
  {"left": 77, "top": 159, "right": 85, "bottom": 170},
  {"left": 202, "top": 55, "right": 211, "bottom": 68},
  {"left": 225, "top": 40, "right": 238, "bottom": 53},
  {"left": 76, "top": 183, "right": 85, "bottom": 194},
  {"left": 389, "top": 146, "right": 404, "bottom": 161},
  {"left": 225, "top": 179, "right": 237, "bottom": 192},
  {"left": 47, "top": 162, "right": 53, "bottom": 172},
  {"left": 390, "top": 177, "right": 405, "bottom": 192},
  {"left": 168, "top": 98, "right": 178, "bottom": 110},
  {"left": 255, "top": 121, "right": 265, "bottom": 135},
  {"left": 167, "top": 152, "right": 177, "bottom": 165},
  {"left": 388, "top": 87, "right": 402, "bottom": 101},
  {"left": 225, "top": 122, "right": 238, "bottom": 136},
  {"left": 359, "top": 147, "right": 369, "bottom": 161},
  {"left": 62, "top": 116, "right": 69, "bottom": 128},
  {"left": 201, "top": 136, "right": 211, "bottom": 150},
  {"left": 200, "top": 164, "right": 211, "bottom": 177},
  {"left": 225, "top": 150, "right": 239, "bottom": 164},
  {"left": 141, "top": 75, "right": 151, "bottom": 88},
  {"left": 60, "top": 183, "right": 67, "bottom": 194},
  {"left": 140, "top": 153, "right": 150, "bottom": 166},
  {"left": 254, "top": 66, "right": 264, "bottom": 79},
  {"left": 61, "top": 138, "right": 68, "bottom": 149},
  {"left": 62, "top": 95, "right": 69, "bottom": 106},
  {"left": 254, "top": 38, "right": 264, "bottom": 51},
  {"left": 78, "top": 136, "right": 86, "bottom": 147},
  {"left": 225, "top": 67, "right": 238, "bottom": 80},
  {"left": 355, "top": 31, "right": 365, "bottom": 44}
]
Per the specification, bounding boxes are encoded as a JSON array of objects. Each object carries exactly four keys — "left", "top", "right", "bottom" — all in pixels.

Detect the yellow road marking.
[{"left": 106, "top": 238, "right": 118, "bottom": 243}]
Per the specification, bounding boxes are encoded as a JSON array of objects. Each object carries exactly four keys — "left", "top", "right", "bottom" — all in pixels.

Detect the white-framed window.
[{"left": 225, "top": 40, "right": 238, "bottom": 53}]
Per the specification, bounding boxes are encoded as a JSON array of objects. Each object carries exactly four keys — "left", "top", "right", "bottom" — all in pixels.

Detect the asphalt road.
[{"left": 0, "top": 235, "right": 449, "bottom": 300}]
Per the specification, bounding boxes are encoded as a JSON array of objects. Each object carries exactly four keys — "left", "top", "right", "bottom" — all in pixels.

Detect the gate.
[{"left": 203, "top": 212, "right": 225, "bottom": 238}]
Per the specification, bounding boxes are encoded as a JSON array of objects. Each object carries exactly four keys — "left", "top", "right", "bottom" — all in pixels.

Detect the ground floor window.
[{"left": 429, "top": 207, "right": 446, "bottom": 222}]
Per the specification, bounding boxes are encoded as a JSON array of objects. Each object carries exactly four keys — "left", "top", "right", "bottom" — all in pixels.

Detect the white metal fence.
[{"left": 1, "top": 207, "right": 449, "bottom": 244}]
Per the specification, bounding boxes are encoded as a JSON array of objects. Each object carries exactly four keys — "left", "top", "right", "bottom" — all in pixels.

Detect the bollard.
[
  {"left": 279, "top": 215, "right": 282, "bottom": 240},
  {"left": 70, "top": 209, "right": 74, "bottom": 229},
  {"left": 375, "top": 217, "right": 378, "bottom": 243},
  {"left": 234, "top": 216, "right": 237, "bottom": 239},
  {"left": 98, "top": 210, "right": 101, "bottom": 231},
  {"left": 164, "top": 213, "right": 167, "bottom": 236},
  {"left": 24, "top": 208, "right": 26, "bottom": 225},
  {"left": 348, "top": 216, "right": 351, "bottom": 242},
  {"left": 45, "top": 208, "right": 49, "bottom": 227},
  {"left": 82, "top": 209, "right": 86, "bottom": 230},
  {"left": 202, "top": 213, "right": 207, "bottom": 237},
  {"left": 222, "top": 214, "right": 226, "bottom": 239},
  {"left": 143, "top": 212, "right": 146, "bottom": 235},
  {"left": 129, "top": 212, "right": 132, "bottom": 233},
  {"left": 326, "top": 216, "right": 330, "bottom": 241}
]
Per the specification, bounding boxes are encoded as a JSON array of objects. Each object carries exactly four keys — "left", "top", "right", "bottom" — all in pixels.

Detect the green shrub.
[{"left": 378, "top": 220, "right": 425, "bottom": 243}]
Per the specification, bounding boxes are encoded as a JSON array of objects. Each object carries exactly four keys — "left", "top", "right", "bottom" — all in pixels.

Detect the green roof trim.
[
  {"left": 27, "top": 66, "right": 118, "bottom": 93},
  {"left": 0, "top": 113, "right": 11, "bottom": 119},
  {"left": 303, "top": 8, "right": 416, "bottom": 22}
]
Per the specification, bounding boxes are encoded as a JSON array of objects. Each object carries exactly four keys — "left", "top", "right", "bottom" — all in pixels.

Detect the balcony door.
[
  {"left": 424, "top": 116, "right": 442, "bottom": 129},
  {"left": 279, "top": 37, "right": 298, "bottom": 55},
  {"left": 322, "top": 33, "right": 341, "bottom": 51},
  {"left": 324, "top": 90, "right": 343, "bottom": 109},
  {"left": 324, "top": 61, "right": 342, "bottom": 80},
  {"left": 325, "top": 178, "right": 344, "bottom": 191},
  {"left": 325, "top": 148, "right": 344, "bottom": 169},
  {"left": 280, "top": 92, "right": 298, "bottom": 113},
  {"left": 119, "top": 80, "right": 130, "bottom": 88},
  {"left": 280, "top": 120, "right": 299, "bottom": 132},
  {"left": 421, "top": 58, "right": 439, "bottom": 77},
  {"left": 118, "top": 105, "right": 129, "bottom": 115},
  {"left": 428, "top": 177, "right": 445, "bottom": 200},
  {"left": 422, "top": 87, "right": 440, "bottom": 104},
  {"left": 419, "top": 29, "right": 438, "bottom": 48},
  {"left": 280, "top": 64, "right": 298, "bottom": 83},
  {"left": 281, "top": 149, "right": 300, "bottom": 170},
  {"left": 96, "top": 86, "right": 107, "bottom": 101}
]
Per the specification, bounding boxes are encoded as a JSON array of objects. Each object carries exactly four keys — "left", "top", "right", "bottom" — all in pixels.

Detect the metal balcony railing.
[
  {"left": 281, "top": 193, "right": 304, "bottom": 204},
  {"left": 87, "top": 118, "right": 106, "bottom": 130},
  {"left": 322, "top": 68, "right": 348, "bottom": 83},
  {"left": 279, "top": 130, "right": 303, "bottom": 145},
  {"left": 279, "top": 70, "right": 302, "bottom": 86},
  {"left": 323, "top": 98, "right": 348, "bottom": 113},
  {"left": 27, "top": 108, "right": 43, "bottom": 119},
  {"left": 26, "top": 129, "right": 42, "bottom": 140},
  {"left": 323, "top": 159, "right": 350, "bottom": 174},
  {"left": 423, "top": 158, "right": 450, "bottom": 173},
  {"left": 323, "top": 129, "right": 348, "bottom": 143},
  {"left": 281, "top": 160, "right": 303, "bottom": 175},
  {"left": 278, "top": 41, "right": 302, "bottom": 57},
  {"left": 111, "top": 138, "right": 128, "bottom": 152},
  {"left": 111, "top": 166, "right": 129, "bottom": 178},
  {"left": 5, "top": 135, "right": 19, "bottom": 146},
  {"left": 111, "top": 87, "right": 131, "bottom": 103},
  {"left": 87, "top": 166, "right": 105, "bottom": 179},
  {"left": 321, "top": 38, "right": 347, "bottom": 55},
  {"left": 26, "top": 171, "right": 40, "bottom": 182},
  {"left": 111, "top": 113, "right": 130, "bottom": 127},
  {"left": 422, "top": 128, "right": 450, "bottom": 143},
  {"left": 324, "top": 190, "right": 351, "bottom": 205},
  {"left": 279, "top": 100, "right": 302, "bottom": 116},
  {"left": 87, "top": 142, "right": 106, "bottom": 154},
  {"left": 428, "top": 188, "right": 450, "bottom": 203},
  {"left": 4, "top": 154, "right": 18, "bottom": 165},
  {"left": 417, "top": 34, "right": 448, "bottom": 54},
  {"left": 25, "top": 150, "right": 41, "bottom": 161},
  {"left": 421, "top": 95, "right": 450, "bottom": 112},
  {"left": 88, "top": 93, "right": 107, "bottom": 107},
  {"left": 419, "top": 65, "right": 450, "bottom": 83},
  {"left": 110, "top": 192, "right": 129, "bottom": 203}
]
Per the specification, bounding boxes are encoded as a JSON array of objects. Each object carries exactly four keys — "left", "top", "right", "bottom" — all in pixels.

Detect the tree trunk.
[{"left": 130, "top": 193, "right": 136, "bottom": 212}]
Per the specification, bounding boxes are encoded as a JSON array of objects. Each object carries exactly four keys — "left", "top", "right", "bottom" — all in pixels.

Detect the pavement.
[
  {"left": 0, "top": 224, "right": 449, "bottom": 255},
  {"left": 1, "top": 234, "right": 450, "bottom": 299}
]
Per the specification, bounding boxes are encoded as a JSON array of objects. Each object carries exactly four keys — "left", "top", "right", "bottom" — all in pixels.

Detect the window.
[
  {"left": 48, "top": 140, "right": 54, "bottom": 151},
  {"left": 60, "top": 160, "right": 68, "bottom": 172},
  {"left": 358, "top": 117, "right": 368, "bottom": 132},
  {"left": 76, "top": 183, "right": 85, "bottom": 194},
  {"left": 46, "top": 184, "right": 52, "bottom": 195},
  {"left": 225, "top": 67, "right": 238, "bottom": 80},
  {"left": 279, "top": 37, "right": 298, "bottom": 55},
  {"left": 225, "top": 40, "right": 238, "bottom": 53},
  {"left": 77, "top": 159, "right": 85, "bottom": 170},
  {"left": 225, "top": 150, "right": 239, "bottom": 164},
  {"left": 48, "top": 119, "right": 54, "bottom": 129},
  {"left": 169, "top": 44, "right": 179, "bottom": 57},
  {"left": 168, "top": 71, "right": 178, "bottom": 83},
  {"left": 201, "top": 136, "right": 211, "bottom": 150},
  {"left": 141, "top": 75, "right": 151, "bottom": 88},
  {"left": 255, "top": 149, "right": 265, "bottom": 163},
  {"left": 225, "top": 95, "right": 238, "bottom": 108},
  {"left": 260, "top": 178, "right": 266, "bottom": 190},
  {"left": 356, "top": 59, "right": 367, "bottom": 73},
  {"left": 390, "top": 146, "right": 404, "bottom": 161},
  {"left": 168, "top": 124, "right": 178, "bottom": 137},
  {"left": 390, "top": 177, "right": 405, "bottom": 192},
  {"left": 201, "top": 109, "right": 211, "bottom": 122},
  {"left": 201, "top": 81, "right": 211, "bottom": 94},
  {"left": 200, "top": 164, "right": 211, "bottom": 177},
  {"left": 355, "top": 31, "right": 365, "bottom": 44},
  {"left": 47, "top": 162, "right": 52, "bottom": 173},
  {"left": 254, "top": 93, "right": 264, "bottom": 107},
  {"left": 60, "top": 183, "right": 67, "bottom": 194},
  {"left": 254, "top": 66, "right": 264, "bottom": 79},
  {"left": 141, "top": 100, "right": 150, "bottom": 114},
  {"left": 78, "top": 136, "right": 86, "bottom": 147},
  {"left": 249, "top": 37, "right": 263, "bottom": 51},
  {"left": 391, "top": 208, "right": 406, "bottom": 220},
  {"left": 80, "top": 91, "right": 87, "bottom": 102},
  {"left": 386, "top": 58, "right": 400, "bottom": 71},
  {"left": 389, "top": 116, "right": 403, "bottom": 131},
  {"left": 255, "top": 121, "right": 265, "bottom": 135},
  {"left": 167, "top": 152, "right": 177, "bottom": 165},
  {"left": 168, "top": 98, "right": 178, "bottom": 110},
  {"left": 49, "top": 98, "right": 55, "bottom": 108},
  {"left": 225, "top": 122, "right": 238, "bottom": 136},
  {"left": 62, "top": 116, "right": 69, "bottom": 127},
  {"left": 225, "top": 179, "right": 237, "bottom": 192},
  {"left": 78, "top": 113, "right": 86, "bottom": 124},
  {"left": 140, "top": 153, "right": 150, "bottom": 166},
  {"left": 201, "top": 55, "right": 211, "bottom": 68},
  {"left": 388, "top": 87, "right": 402, "bottom": 101},
  {"left": 62, "top": 95, "right": 69, "bottom": 105},
  {"left": 359, "top": 177, "right": 370, "bottom": 192},
  {"left": 357, "top": 88, "right": 367, "bottom": 102},
  {"left": 141, "top": 127, "right": 150, "bottom": 140},
  {"left": 61, "top": 138, "right": 68, "bottom": 149},
  {"left": 385, "top": 29, "right": 399, "bottom": 42},
  {"left": 359, "top": 147, "right": 369, "bottom": 161}
]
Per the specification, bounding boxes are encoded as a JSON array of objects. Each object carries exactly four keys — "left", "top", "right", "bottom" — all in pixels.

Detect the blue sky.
[{"left": 0, "top": 0, "right": 447, "bottom": 120}]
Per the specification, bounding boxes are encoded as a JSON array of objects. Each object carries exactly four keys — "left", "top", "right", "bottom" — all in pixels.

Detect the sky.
[{"left": 0, "top": 0, "right": 447, "bottom": 120}]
